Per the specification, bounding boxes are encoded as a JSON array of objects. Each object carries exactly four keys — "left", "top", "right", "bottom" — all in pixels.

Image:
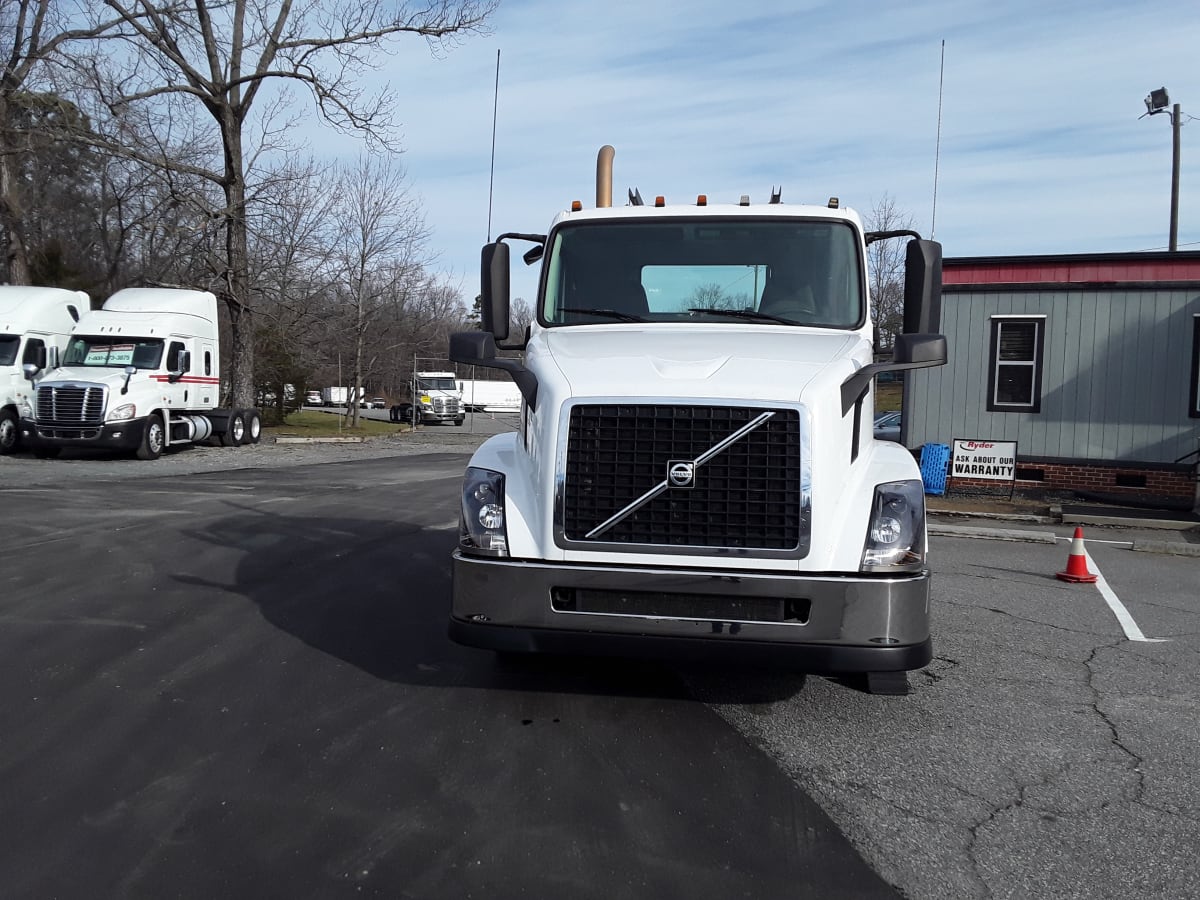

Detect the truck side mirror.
[
  {"left": 168, "top": 350, "right": 191, "bottom": 383},
  {"left": 481, "top": 242, "right": 511, "bottom": 342},
  {"left": 892, "top": 333, "right": 947, "bottom": 367},
  {"left": 903, "top": 239, "right": 942, "bottom": 335},
  {"left": 22, "top": 362, "right": 40, "bottom": 382},
  {"left": 450, "top": 330, "right": 538, "bottom": 410}
]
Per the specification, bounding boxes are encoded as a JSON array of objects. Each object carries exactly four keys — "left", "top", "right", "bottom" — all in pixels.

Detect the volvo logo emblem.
[{"left": 668, "top": 460, "right": 695, "bottom": 488}]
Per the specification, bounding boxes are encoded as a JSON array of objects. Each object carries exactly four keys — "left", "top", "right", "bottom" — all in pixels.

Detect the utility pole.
[
  {"left": 1169, "top": 102, "right": 1181, "bottom": 252},
  {"left": 1144, "top": 88, "right": 1183, "bottom": 252}
]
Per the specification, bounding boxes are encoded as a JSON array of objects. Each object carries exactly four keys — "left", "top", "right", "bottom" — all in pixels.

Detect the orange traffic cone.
[{"left": 1056, "top": 527, "right": 1098, "bottom": 583}]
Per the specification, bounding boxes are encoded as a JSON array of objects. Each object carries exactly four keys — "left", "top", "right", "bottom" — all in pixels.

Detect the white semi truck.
[
  {"left": 447, "top": 147, "right": 948, "bottom": 693},
  {"left": 392, "top": 371, "right": 464, "bottom": 425},
  {"left": 19, "top": 287, "right": 261, "bottom": 460},
  {"left": 1, "top": 286, "right": 88, "bottom": 454}
]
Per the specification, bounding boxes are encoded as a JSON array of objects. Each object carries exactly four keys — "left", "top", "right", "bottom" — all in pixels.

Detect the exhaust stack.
[{"left": 596, "top": 145, "right": 614, "bottom": 208}]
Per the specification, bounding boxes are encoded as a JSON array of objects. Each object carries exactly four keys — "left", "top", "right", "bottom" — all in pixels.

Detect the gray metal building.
[{"left": 904, "top": 251, "right": 1200, "bottom": 503}]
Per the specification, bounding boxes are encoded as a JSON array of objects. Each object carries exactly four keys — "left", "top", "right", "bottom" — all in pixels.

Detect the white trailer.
[
  {"left": 447, "top": 146, "right": 948, "bottom": 693},
  {"left": 457, "top": 379, "right": 522, "bottom": 413},
  {"left": 20, "top": 288, "right": 261, "bottom": 459},
  {"left": 321, "top": 386, "right": 349, "bottom": 407},
  {"left": 1, "top": 286, "right": 88, "bottom": 454}
]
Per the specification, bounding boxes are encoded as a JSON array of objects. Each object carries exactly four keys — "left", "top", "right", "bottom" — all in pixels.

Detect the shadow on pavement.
[{"left": 175, "top": 504, "right": 807, "bottom": 705}]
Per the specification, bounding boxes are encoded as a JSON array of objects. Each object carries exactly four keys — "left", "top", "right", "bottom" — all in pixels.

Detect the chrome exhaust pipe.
[{"left": 596, "top": 145, "right": 614, "bottom": 208}]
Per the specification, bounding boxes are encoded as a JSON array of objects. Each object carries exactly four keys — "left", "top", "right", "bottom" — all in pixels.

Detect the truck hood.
[
  {"left": 540, "top": 326, "right": 864, "bottom": 403},
  {"left": 39, "top": 367, "right": 138, "bottom": 389}
]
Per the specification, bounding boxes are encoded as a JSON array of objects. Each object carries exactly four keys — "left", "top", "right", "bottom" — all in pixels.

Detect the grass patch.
[
  {"left": 265, "top": 410, "right": 407, "bottom": 438},
  {"left": 876, "top": 383, "right": 903, "bottom": 412}
]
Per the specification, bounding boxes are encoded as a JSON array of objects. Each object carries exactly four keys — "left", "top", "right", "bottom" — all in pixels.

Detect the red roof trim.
[{"left": 943, "top": 251, "right": 1200, "bottom": 286}]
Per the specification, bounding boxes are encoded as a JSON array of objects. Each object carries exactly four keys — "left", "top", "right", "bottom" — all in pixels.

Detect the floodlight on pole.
[{"left": 1141, "top": 86, "right": 1182, "bottom": 252}]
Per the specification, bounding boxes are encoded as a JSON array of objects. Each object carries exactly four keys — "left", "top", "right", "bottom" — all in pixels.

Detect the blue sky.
[{"left": 353, "top": 0, "right": 1199, "bottom": 303}]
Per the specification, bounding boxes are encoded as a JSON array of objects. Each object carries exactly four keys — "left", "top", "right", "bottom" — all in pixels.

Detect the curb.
[
  {"left": 930, "top": 523, "right": 1058, "bottom": 544},
  {"left": 273, "top": 436, "right": 369, "bottom": 444},
  {"left": 1131, "top": 540, "right": 1200, "bottom": 558}
]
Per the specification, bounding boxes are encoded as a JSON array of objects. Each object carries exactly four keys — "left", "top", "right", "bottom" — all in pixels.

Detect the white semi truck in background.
[
  {"left": 20, "top": 287, "right": 261, "bottom": 459},
  {"left": 447, "top": 146, "right": 948, "bottom": 693},
  {"left": 1, "top": 286, "right": 88, "bottom": 454},
  {"left": 392, "top": 371, "right": 464, "bottom": 425}
]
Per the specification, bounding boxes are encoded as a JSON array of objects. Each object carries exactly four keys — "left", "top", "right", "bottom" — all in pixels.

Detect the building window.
[
  {"left": 987, "top": 316, "right": 1045, "bottom": 413},
  {"left": 1190, "top": 315, "right": 1200, "bottom": 418}
]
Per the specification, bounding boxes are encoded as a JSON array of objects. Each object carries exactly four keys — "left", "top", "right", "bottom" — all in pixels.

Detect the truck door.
[{"left": 165, "top": 340, "right": 190, "bottom": 408}]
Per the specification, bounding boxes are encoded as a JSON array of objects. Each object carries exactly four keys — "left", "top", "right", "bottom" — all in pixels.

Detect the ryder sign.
[{"left": 951, "top": 439, "right": 1017, "bottom": 482}]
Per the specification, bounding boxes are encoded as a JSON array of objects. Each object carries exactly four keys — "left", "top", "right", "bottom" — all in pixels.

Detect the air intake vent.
[
  {"left": 561, "top": 404, "right": 804, "bottom": 551},
  {"left": 35, "top": 384, "right": 106, "bottom": 424}
]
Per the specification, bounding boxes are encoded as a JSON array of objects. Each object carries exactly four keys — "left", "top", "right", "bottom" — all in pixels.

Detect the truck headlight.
[
  {"left": 18, "top": 400, "right": 33, "bottom": 419},
  {"left": 109, "top": 403, "right": 137, "bottom": 422},
  {"left": 460, "top": 467, "right": 508, "bottom": 557},
  {"left": 860, "top": 479, "right": 926, "bottom": 573}
]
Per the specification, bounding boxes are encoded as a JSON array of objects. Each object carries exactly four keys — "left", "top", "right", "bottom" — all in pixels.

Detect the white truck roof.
[
  {"left": 0, "top": 285, "right": 89, "bottom": 336},
  {"left": 102, "top": 288, "right": 217, "bottom": 320},
  {"left": 76, "top": 287, "right": 219, "bottom": 341},
  {"left": 549, "top": 201, "right": 864, "bottom": 229}
]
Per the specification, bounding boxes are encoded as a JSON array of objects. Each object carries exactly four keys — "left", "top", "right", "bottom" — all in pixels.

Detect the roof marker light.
[
  {"left": 654, "top": 195, "right": 665, "bottom": 208},
  {"left": 739, "top": 195, "right": 750, "bottom": 206},
  {"left": 696, "top": 194, "right": 707, "bottom": 206},
  {"left": 828, "top": 196, "right": 839, "bottom": 209},
  {"left": 571, "top": 200, "right": 582, "bottom": 212}
]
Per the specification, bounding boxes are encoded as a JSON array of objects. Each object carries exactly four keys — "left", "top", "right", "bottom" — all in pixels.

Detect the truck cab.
[
  {"left": 447, "top": 147, "right": 947, "bottom": 693},
  {"left": 0, "top": 286, "right": 87, "bottom": 454},
  {"left": 394, "top": 371, "right": 464, "bottom": 426}
]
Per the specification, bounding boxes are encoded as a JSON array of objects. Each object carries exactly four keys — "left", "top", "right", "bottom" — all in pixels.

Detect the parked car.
[
  {"left": 305, "top": 390, "right": 321, "bottom": 406},
  {"left": 873, "top": 410, "right": 902, "bottom": 442},
  {"left": 370, "top": 397, "right": 386, "bottom": 409}
]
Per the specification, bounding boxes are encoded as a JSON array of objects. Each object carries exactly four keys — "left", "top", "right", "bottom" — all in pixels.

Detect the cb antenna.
[
  {"left": 931, "top": 39, "right": 945, "bottom": 239},
  {"left": 487, "top": 48, "right": 500, "bottom": 242}
]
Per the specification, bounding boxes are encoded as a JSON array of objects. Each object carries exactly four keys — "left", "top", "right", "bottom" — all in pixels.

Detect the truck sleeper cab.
[{"left": 448, "top": 147, "right": 946, "bottom": 693}]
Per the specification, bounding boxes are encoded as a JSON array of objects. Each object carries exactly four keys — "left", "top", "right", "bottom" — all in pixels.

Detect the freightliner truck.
[
  {"left": 1, "top": 285, "right": 88, "bottom": 454},
  {"left": 447, "top": 147, "right": 948, "bottom": 694},
  {"left": 20, "top": 287, "right": 261, "bottom": 459}
]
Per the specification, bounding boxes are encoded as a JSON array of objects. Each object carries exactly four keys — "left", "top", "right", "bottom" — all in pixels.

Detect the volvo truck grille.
[
  {"left": 35, "top": 384, "right": 106, "bottom": 424},
  {"left": 561, "top": 404, "right": 805, "bottom": 552}
]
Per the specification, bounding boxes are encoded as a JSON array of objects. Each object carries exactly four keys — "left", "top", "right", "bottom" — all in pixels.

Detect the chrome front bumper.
[{"left": 449, "top": 552, "right": 932, "bottom": 672}]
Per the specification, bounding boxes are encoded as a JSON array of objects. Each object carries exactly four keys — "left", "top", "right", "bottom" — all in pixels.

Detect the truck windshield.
[
  {"left": 541, "top": 218, "right": 864, "bottom": 327},
  {"left": 417, "top": 377, "right": 457, "bottom": 391},
  {"left": 0, "top": 335, "right": 17, "bottom": 366},
  {"left": 64, "top": 336, "right": 165, "bottom": 369}
]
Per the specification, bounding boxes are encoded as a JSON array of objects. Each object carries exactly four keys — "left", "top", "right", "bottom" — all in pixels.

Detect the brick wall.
[{"left": 951, "top": 460, "right": 1195, "bottom": 501}]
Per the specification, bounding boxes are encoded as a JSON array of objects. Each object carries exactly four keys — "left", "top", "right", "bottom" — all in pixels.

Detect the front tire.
[
  {"left": 221, "top": 411, "right": 246, "bottom": 447},
  {"left": 0, "top": 409, "right": 19, "bottom": 454},
  {"left": 136, "top": 413, "right": 165, "bottom": 460}
]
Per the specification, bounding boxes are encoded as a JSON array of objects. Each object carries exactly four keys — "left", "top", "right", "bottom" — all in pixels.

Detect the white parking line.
[{"left": 1081, "top": 546, "right": 1169, "bottom": 643}]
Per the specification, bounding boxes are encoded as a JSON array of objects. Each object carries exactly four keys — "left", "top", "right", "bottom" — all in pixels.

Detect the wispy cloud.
[{"left": 322, "top": 0, "right": 1200, "bottom": 300}]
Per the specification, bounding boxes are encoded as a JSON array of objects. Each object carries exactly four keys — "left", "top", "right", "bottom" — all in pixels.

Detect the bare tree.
[
  {"left": 330, "top": 153, "right": 429, "bottom": 426},
  {"left": 865, "top": 195, "right": 915, "bottom": 352},
  {"left": 70, "top": 0, "right": 495, "bottom": 407},
  {"left": 0, "top": 0, "right": 130, "bottom": 284},
  {"left": 688, "top": 282, "right": 743, "bottom": 310}
]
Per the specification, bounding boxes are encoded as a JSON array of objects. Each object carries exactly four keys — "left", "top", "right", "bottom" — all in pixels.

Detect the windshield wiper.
[
  {"left": 558, "top": 307, "right": 647, "bottom": 322},
  {"left": 687, "top": 307, "right": 795, "bottom": 325}
]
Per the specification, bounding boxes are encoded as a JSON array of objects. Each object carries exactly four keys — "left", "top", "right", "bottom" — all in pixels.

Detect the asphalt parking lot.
[
  {"left": 2, "top": 436, "right": 1198, "bottom": 899},
  {"left": 1, "top": 444, "right": 893, "bottom": 900}
]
